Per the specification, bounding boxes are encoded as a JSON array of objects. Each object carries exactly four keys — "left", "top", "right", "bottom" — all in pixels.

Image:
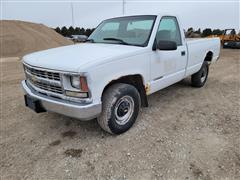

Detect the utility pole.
[
  {"left": 71, "top": 2, "right": 75, "bottom": 27},
  {"left": 122, "top": 0, "right": 125, "bottom": 15}
]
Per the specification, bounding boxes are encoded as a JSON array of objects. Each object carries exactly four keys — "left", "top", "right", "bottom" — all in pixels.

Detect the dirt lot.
[{"left": 0, "top": 49, "right": 239, "bottom": 180}]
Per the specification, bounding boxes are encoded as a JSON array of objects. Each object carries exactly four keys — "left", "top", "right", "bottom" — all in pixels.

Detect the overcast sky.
[{"left": 1, "top": 0, "right": 240, "bottom": 30}]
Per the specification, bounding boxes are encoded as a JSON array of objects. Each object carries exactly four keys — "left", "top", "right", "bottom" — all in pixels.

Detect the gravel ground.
[{"left": 0, "top": 49, "right": 239, "bottom": 180}]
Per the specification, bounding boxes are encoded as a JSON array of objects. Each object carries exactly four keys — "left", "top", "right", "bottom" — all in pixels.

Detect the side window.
[{"left": 156, "top": 17, "right": 182, "bottom": 46}]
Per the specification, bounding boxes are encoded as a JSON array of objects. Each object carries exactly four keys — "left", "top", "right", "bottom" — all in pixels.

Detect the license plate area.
[{"left": 24, "top": 95, "right": 46, "bottom": 113}]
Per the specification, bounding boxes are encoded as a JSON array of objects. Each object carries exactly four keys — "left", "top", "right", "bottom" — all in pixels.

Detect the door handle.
[{"left": 181, "top": 51, "right": 186, "bottom": 56}]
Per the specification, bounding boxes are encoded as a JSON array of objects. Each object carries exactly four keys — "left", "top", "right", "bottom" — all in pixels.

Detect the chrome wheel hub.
[{"left": 114, "top": 96, "right": 134, "bottom": 125}]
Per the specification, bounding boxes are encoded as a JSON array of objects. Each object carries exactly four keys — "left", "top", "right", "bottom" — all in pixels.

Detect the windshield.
[{"left": 88, "top": 15, "right": 156, "bottom": 47}]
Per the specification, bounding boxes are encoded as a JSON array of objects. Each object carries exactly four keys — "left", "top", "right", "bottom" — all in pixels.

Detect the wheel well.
[
  {"left": 204, "top": 51, "right": 213, "bottom": 62},
  {"left": 102, "top": 75, "right": 148, "bottom": 107}
]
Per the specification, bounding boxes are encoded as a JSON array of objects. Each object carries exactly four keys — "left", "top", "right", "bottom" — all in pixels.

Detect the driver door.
[{"left": 150, "top": 16, "right": 187, "bottom": 93}]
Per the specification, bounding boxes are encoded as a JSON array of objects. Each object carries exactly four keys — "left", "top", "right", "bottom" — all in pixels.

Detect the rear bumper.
[{"left": 22, "top": 80, "right": 102, "bottom": 120}]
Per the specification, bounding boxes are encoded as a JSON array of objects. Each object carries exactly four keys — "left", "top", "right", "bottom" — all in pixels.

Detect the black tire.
[
  {"left": 97, "top": 83, "right": 140, "bottom": 134},
  {"left": 191, "top": 61, "right": 209, "bottom": 88}
]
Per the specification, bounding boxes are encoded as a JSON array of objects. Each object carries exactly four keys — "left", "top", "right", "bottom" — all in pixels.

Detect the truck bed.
[
  {"left": 186, "top": 37, "right": 219, "bottom": 42},
  {"left": 185, "top": 37, "right": 221, "bottom": 77}
]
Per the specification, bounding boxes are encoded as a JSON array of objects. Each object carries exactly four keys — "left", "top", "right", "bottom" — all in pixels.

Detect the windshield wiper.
[
  {"left": 86, "top": 39, "right": 95, "bottom": 43},
  {"left": 103, "top": 38, "right": 130, "bottom": 45}
]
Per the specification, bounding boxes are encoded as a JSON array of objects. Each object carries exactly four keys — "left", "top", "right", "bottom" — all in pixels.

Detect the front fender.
[{"left": 86, "top": 54, "right": 150, "bottom": 104}]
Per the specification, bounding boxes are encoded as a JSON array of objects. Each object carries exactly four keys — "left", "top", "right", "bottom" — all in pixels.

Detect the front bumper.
[{"left": 22, "top": 80, "right": 102, "bottom": 120}]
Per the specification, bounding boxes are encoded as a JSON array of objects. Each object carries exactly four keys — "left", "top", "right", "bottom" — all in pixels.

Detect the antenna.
[{"left": 71, "top": 2, "right": 75, "bottom": 27}]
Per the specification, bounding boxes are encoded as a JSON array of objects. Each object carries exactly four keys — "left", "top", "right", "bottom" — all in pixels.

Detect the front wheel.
[
  {"left": 191, "top": 61, "right": 209, "bottom": 88},
  {"left": 97, "top": 83, "right": 140, "bottom": 134}
]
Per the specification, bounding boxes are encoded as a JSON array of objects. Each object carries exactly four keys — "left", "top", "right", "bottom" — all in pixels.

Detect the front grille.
[
  {"left": 28, "top": 79, "right": 63, "bottom": 94},
  {"left": 25, "top": 65, "right": 60, "bottom": 81},
  {"left": 24, "top": 64, "right": 63, "bottom": 95}
]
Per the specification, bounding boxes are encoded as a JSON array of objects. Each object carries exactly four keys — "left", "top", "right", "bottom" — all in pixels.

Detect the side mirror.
[{"left": 157, "top": 40, "right": 177, "bottom": 51}]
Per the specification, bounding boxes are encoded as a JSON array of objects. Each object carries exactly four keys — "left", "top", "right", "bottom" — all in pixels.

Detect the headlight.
[
  {"left": 68, "top": 75, "right": 89, "bottom": 98},
  {"left": 70, "top": 76, "right": 81, "bottom": 89}
]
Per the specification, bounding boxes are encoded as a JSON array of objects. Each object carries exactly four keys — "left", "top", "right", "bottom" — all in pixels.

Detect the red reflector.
[{"left": 80, "top": 77, "right": 89, "bottom": 92}]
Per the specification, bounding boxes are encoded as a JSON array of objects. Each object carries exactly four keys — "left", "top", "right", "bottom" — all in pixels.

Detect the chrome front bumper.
[{"left": 22, "top": 80, "right": 102, "bottom": 120}]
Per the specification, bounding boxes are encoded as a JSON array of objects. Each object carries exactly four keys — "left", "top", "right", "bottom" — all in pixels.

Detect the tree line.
[
  {"left": 54, "top": 26, "right": 95, "bottom": 37},
  {"left": 54, "top": 26, "right": 238, "bottom": 38},
  {"left": 185, "top": 28, "right": 238, "bottom": 37}
]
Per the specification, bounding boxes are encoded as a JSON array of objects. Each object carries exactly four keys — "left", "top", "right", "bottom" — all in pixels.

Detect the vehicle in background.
[
  {"left": 22, "top": 14, "right": 221, "bottom": 134},
  {"left": 208, "top": 29, "right": 240, "bottom": 49},
  {"left": 221, "top": 29, "right": 240, "bottom": 49},
  {"left": 68, "top": 35, "right": 88, "bottom": 42}
]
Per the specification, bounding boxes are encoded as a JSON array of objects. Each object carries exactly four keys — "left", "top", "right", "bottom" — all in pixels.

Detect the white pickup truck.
[{"left": 22, "top": 14, "right": 220, "bottom": 134}]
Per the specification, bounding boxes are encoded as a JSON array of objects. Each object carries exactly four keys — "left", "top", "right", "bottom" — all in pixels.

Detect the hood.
[{"left": 23, "top": 43, "right": 143, "bottom": 72}]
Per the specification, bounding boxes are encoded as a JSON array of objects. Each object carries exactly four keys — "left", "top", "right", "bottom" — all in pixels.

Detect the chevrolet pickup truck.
[{"left": 22, "top": 14, "right": 220, "bottom": 134}]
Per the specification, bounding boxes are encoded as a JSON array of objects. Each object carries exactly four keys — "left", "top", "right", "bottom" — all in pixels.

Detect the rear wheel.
[
  {"left": 97, "top": 83, "right": 140, "bottom": 134},
  {"left": 191, "top": 61, "right": 209, "bottom": 88}
]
